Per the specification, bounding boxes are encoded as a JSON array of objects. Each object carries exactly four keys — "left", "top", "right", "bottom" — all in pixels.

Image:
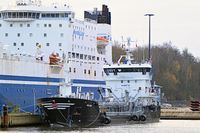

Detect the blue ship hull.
[{"left": 0, "top": 75, "right": 105, "bottom": 113}]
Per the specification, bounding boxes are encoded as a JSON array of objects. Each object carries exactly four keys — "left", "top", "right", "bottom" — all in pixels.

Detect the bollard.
[{"left": 1, "top": 105, "right": 9, "bottom": 128}]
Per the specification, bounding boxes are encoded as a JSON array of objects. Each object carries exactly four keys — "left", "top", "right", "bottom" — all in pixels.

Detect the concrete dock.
[
  {"left": 161, "top": 107, "right": 200, "bottom": 120},
  {"left": 1, "top": 113, "right": 42, "bottom": 128}
]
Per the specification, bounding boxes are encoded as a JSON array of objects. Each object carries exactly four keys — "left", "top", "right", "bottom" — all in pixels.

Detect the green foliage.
[{"left": 112, "top": 42, "right": 200, "bottom": 101}]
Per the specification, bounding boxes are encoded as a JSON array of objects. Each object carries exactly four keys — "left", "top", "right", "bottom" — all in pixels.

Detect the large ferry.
[{"left": 0, "top": 0, "right": 112, "bottom": 113}]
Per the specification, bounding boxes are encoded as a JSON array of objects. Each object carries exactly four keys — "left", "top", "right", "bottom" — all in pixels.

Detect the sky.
[{"left": 0, "top": 0, "right": 200, "bottom": 58}]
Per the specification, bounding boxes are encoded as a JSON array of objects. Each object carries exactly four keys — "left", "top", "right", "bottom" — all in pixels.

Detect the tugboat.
[
  {"left": 37, "top": 85, "right": 110, "bottom": 128},
  {"left": 98, "top": 38, "right": 161, "bottom": 124}
]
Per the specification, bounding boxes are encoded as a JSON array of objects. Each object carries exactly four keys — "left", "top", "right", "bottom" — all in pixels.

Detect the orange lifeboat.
[
  {"left": 96, "top": 36, "right": 109, "bottom": 47},
  {"left": 49, "top": 53, "right": 61, "bottom": 65}
]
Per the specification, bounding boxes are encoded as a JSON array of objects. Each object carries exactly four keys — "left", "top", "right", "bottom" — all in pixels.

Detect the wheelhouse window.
[
  {"left": 1, "top": 12, "right": 40, "bottom": 19},
  {"left": 104, "top": 68, "right": 151, "bottom": 74}
]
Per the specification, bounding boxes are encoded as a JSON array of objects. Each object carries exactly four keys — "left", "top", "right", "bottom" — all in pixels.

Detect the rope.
[{"left": 85, "top": 105, "right": 102, "bottom": 128}]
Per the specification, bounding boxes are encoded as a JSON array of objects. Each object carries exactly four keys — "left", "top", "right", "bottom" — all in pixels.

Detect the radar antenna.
[{"left": 118, "top": 37, "right": 136, "bottom": 64}]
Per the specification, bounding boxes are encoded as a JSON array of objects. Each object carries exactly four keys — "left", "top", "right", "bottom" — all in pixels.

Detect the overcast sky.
[{"left": 1, "top": 0, "right": 200, "bottom": 58}]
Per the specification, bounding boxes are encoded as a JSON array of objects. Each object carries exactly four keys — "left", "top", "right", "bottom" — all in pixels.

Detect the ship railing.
[{"left": 0, "top": 53, "right": 51, "bottom": 64}]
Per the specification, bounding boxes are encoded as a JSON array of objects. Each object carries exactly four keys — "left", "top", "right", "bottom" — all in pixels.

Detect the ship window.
[
  {"left": 92, "top": 56, "right": 95, "bottom": 60},
  {"left": 36, "top": 13, "right": 40, "bottom": 19},
  {"left": 48, "top": 24, "right": 51, "bottom": 27},
  {"left": 80, "top": 54, "right": 83, "bottom": 59},
  {"left": 5, "top": 33, "right": 8, "bottom": 37},
  {"left": 69, "top": 67, "right": 71, "bottom": 72},
  {"left": 97, "top": 57, "right": 99, "bottom": 61},
  {"left": 17, "top": 33, "right": 20, "bottom": 37},
  {"left": 21, "top": 43, "right": 24, "bottom": 46},
  {"left": 44, "top": 33, "right": 47, "bottom": 37},
  {"left": 32, "top": 13, "right": 36, "bottom": 18},
  {"left": 76, "top": 53, "right": 79, "bottom": 59},
  {"left": 46, "top": 43, "right": 50, "bottom": 46},
  {"left": 58, "top": 43, "right": 62, "bottom": 47},
  {"left": 0, "top": 24, "right": 1, "bottom": 27},
  {"left": 29, "top": 33, "right": 33, "bottom": 37},
  {"left": 60, "top": 33, "right": 64, "bottom": 37},
  {"left": 60, "top": 13, "right": 65, "bottom": 18},
  {"left": 24, "top": 12, "right": 28, "bottom": 18},
  {"left": 94, "top": 71, "right": 96, "bottom": 76},
  {"left": 84, "top": 55, "right": 87, "bottom": 60},
  {"left": 121, "top": 80, "right": 123, "bottom": 83},
  {"left": 74, "top": 68, "right": 76, "bottom": 73},
  {"left": 59, "top": 24, "right": 62, "bottom": 27},
  {"left": 84, "top": 69, "right": 86, "bottom": 74},
  {"left": 142, "top": 69, "right": 146, "bottom": 75},
  {"left": 13, "top": 43, "right": 16, "bottom": 46},
  {"left": 10, "top": 24, "right": 13, "bottom": 27},
  {"left": 55, "top": 14, "right": 59, "bottom": 17},
  {"left": 51, "top": 14, "right": 55, "bottom": 17},
  {"left": 72, "top": 53, "right": 75, "bottom": 58},
  {"left": 88, "top": 70, "right": 90, "bottom": 74},
  {"left": 127, "top": 80, "right": 130, "bottom": 83},
  {"left": 20, "top": 24, "right": 23, "bottom": 27},
  {"left": 68, "top": 52, "right": 71, "bottom": 58},
  {"left": 28, "top": 13, "right": 32, "bottom": 18},
  {"left": 88, "top": 55, "right": 91, "bottom": 60},
  {"left": 19, "top": 12, "right": 23, "bottom": 18},
  {"left": 27, "top": 24, "right": 30, "bottom": 27},
  {"left": 44, "top": 24, "right": 47, "bottom": 27}
]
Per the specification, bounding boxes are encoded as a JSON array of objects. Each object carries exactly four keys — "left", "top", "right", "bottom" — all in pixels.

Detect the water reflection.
[{"left": 2, "top": 120, "right": 200, "bottom": 133}]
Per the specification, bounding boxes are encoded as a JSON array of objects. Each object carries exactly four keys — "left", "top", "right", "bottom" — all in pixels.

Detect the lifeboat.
[
  {"left": 49, "top": 53, "right": 61, "bottom": 65},
  {"left": 96, "top": 36, "right": 109, "bottom": 47}
]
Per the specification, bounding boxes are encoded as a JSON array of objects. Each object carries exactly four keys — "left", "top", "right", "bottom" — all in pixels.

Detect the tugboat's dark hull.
[{"left": 37, "top": 97, "right": 107, "bottom": 128}]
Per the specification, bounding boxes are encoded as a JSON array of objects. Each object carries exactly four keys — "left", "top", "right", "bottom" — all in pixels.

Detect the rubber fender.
[
  {"left": 131, "top": 115, "right": 139, "bottom": 121},
  {"left": 139, "top": 115, "right": 146, "bottom": 121},
  {"left": 104, "top": 117, "right": 111, "bottom": 124}
]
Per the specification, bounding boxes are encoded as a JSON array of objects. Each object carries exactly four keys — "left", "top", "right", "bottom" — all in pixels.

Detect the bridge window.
[
  {"left": 1, "top": 12, "right": 40, "bottom": 19},
  {"left": 104, "top": 68, "right": 151, "bottom": 73}
]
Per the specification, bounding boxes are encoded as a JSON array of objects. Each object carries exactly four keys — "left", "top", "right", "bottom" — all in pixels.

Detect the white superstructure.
[
  {"left": 0, "top": 0, "right": 112, "bottom": 112},
  {"left": 103, "top": 38, "right": 160, "bottom": 106}
]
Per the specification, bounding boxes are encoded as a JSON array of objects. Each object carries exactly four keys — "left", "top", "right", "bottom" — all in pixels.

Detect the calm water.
[{"left": 1, "top": 120, "right": 200, "bottom": 133}]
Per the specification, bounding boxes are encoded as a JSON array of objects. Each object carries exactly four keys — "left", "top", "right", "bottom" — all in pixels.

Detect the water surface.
[{"left": 1, "top": 120, "right": 200, "bottom": 133}]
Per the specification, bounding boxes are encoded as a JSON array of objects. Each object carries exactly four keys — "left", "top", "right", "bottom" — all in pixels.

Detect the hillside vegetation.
[{"left": 112, "top": 42, "right": 200, "bottom": 101}]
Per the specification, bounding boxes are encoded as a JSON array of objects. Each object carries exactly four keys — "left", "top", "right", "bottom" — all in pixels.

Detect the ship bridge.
[{"left": 0, "top": 0, "right": 74, "bottom": 22}]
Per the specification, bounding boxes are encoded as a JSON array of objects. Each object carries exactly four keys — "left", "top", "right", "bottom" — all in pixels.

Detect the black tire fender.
[
  {"left": 132, "top": 115, "right": 139, "bottom": 121},
  {"left": 139, "top": 115, "right": 146, "bottom": 121}
]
